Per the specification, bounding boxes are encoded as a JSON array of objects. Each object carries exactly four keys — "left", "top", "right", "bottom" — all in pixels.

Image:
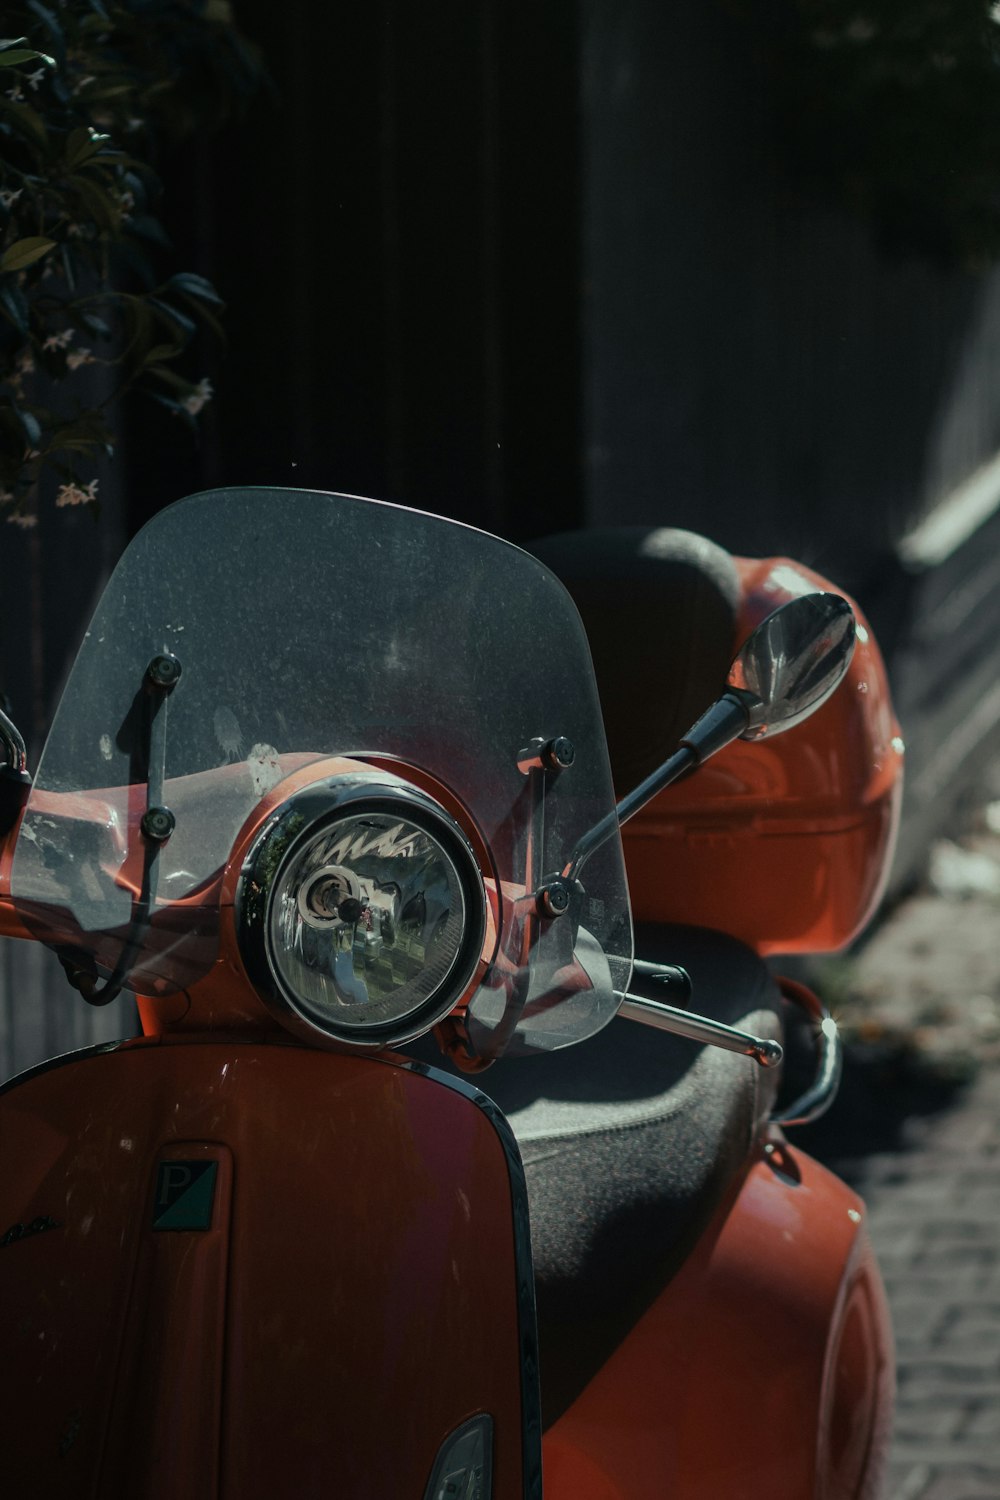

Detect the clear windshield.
[{"left": 10, "top": 488, "right": 632, "bottom": 1053}]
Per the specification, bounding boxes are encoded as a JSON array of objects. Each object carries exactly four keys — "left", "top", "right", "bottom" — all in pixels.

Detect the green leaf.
[
  {"left": 144, "top": 389, "right": 185, "bottom": 415},
  {"left": 128, "top": 214, "right": 171, "bottom": 249},
  {"left": 1, "top": 236, "right": 56, "bottom": 272},
  {"left": 0, "top": 96, "right": 48, "bottom": 149},
  {"left": 79, "top": 311, "right": 111, "bottom": 338},
  {"left": 0, "top": 39, "right": 29, "bottom": 51},
  {"left": 143, "top": 342, "right": 183, "bottom": 365},
  {"left": 178, "top": 293, "right": 226, "bottom": 347},
  {"left": 0, "top": 48, "right": 50, "bottom": 67},
  {"left": 66, "top": 126, "right": 103, "bottom": 169},
  {"left": 145, "top": 364, "right": 192, "bottom": 391},
  {"left": 13, "top": 406, "right": 41, "bottom": 445},
  {"left": 26, "top": 3, "right": 65, "bottom": 50},
  {"left": 169, "top": 271, "right": 224, "bottom": 306},
  {"left": 67, "top": 174, "right": 120, "bottom": 233},
  {"left": 149, "top": 296, "right": 196, "bottom": 338},
  {"left": 0, "top": 280, "right": 29, "bottom": 333}
]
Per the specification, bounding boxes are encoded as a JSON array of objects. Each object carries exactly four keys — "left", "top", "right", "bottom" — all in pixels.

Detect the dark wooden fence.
[{"left": 4, "top": 0, "right": 1000, "bottom": 1077}]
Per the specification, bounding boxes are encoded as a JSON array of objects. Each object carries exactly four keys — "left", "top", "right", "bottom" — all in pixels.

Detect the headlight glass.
[{"left": 240, "top": 781, "right": 487, "bottom": 1047}]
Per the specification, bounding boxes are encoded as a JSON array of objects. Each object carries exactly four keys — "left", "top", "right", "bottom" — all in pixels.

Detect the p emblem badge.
[{"left": 153, "top": 1160, "right": 218, "bottom": 1231}]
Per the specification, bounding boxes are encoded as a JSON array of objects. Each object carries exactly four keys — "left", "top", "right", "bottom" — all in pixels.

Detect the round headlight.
[{"left": 236, "top": 776, "right": 488, "bottom": 1049}]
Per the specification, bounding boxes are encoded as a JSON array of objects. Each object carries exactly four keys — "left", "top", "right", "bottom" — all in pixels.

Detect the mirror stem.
[{"left": 563, "top": 690, "right": 756, "bottom": 881}]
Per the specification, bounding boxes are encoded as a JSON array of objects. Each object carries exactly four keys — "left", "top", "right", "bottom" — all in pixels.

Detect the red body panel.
[
  {"left": 543, "top": 1138, "right": 894, "bottom": 1500},
  {"left": 0, "top": 1040, "right": 529, "bottom": 1498}
]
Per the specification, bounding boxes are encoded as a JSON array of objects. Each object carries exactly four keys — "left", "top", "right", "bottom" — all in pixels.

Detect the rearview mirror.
[
  {"left": 564, "top": 593, "right": 856, "bottom": 880},
  {"left": 727, "top": 593, "right": 856, "bottom": 741}
]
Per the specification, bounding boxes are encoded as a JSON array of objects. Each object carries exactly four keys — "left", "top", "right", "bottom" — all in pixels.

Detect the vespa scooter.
[{"left": 0, "top": 487, "right": 898, "bottom": 1498}]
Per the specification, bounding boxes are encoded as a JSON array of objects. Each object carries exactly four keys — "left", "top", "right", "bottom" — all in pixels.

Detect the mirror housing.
[{"left": 727, "top": 593, "right": 856, "bottom": 742}]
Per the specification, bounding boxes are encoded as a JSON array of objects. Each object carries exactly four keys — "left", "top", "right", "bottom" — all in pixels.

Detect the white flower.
[
  {"left": 56, "top": 478, "right": 98, "bottom": 507},
  {"left": 183, "top": 377, "right": 214, "bottom": 416},
  {"left": 0, "top": 488, "right": 13, "bottom": 505},
  {"left": 6, "top": 510, "right": 37, "bottom": 528},
  {"left": 26, "top": 68, "right": 45, "bottom": 91},
  {"left": 43, "top": 329, "right": 74, "bottom": 351},
  {"left": 16, "top": 350, "right": 34, "bottom": 375},
  {"left": 0, "top": 188, "right": 22, "bottom": 210},
  {"left": 66, "top": 347, "right": 95, "bottom": 370},
  {"left": 56, "top": 482, "right": 89, "bottom": 508},
  {"left": 6, "top": 86, "right": 24, "bottom": 103}
]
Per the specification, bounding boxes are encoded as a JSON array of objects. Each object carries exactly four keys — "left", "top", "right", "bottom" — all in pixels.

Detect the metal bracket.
[{"left": 617, "top": 988, "right": 783, "bottom": 1067}]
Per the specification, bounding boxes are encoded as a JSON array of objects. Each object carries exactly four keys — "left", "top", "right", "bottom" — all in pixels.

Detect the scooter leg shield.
[{"left": 0, "top": 1039, "right": 540, "bottom": 1500}]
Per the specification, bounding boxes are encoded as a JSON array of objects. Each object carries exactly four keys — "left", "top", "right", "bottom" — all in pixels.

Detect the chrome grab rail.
[{"left": 770, "top": 976, "right": 843, "bottom": 1127}]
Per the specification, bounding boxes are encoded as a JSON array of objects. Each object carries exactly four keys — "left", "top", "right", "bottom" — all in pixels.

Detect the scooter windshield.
[{"left": 10, "top": 488, "right": 632, "bottom": 1054}]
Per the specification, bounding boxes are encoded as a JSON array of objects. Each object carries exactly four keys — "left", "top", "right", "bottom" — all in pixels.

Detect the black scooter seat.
[{"left": 417, "top": 922, "right": 782, "bottom": 1425}]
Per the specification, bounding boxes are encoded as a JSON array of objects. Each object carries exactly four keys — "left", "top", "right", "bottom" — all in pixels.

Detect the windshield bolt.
[
  {"left": 545, "top": 736, "right": 575, "bottom": 771},
  {"left": 141, "top": 805, "right": 176, "bottom": 843},
  {"left": 146, "top": 653, "right": 182, "bottom": 690},
  {"left": 537, "top": 880, "right": 571, "bottom": 919},
  {"left": 517, "top": 735, "right": 576, "bottom": 775}
]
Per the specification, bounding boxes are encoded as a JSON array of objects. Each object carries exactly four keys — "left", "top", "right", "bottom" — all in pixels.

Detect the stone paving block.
[
  {"left": 944, "top": 1308, "right": 1000, "bottom": 1348},
  {"left": 898, "top": 1352, "right": 1000, "bottom": 1384},
  {"left": 890, "top": 1299, "right": 952, "bottom": 1347},
  {"left": 918, "top": 1471, "right": 1000, "bottom": 1500},
  {"left": 885, "top": 1459, "right": 932, "bottom": 1500},
  {"left": 920, "top": 1221, "right": 1000, "bottom": 1242},
  {"left": 912, "top": 1246, "right": 999, "bottom": 1274},
  {"left": 867, "top": 1183, "right": 978, "bottom": 1215},
  {"left": 948, "top": 1186, "right": 1000, "bottom": 1215},
  {"left": 811, "top": 1040, "right": 1000, "bottom": 1490},
  {"left": 875, "top": 1232, "right": 940, "bottom": 1266},
  {"left": 894, "top": 1402, "right": 970, "bottom": 1442},
  {"left": 882, "top": 1271, "right": 997, "bottom": 1302},
  {"left": 896, "top": 1379, "right": 1000, "bottom": 1411},
  {"left": 962, "top": 1404, "right": 1000, "bottom": 1440}
]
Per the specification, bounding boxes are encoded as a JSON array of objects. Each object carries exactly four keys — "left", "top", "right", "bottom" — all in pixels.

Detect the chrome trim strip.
[
  {"left": 0, "top": 1037, "right": 126, "bottom": 1098},
  {"left": 400, "top": 1058, "right": 543, "bottom": 1500}
]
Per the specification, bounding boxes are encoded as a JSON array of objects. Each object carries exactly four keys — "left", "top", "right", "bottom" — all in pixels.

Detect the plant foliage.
[{"left": 0, "top": 1, "right": 261, "bottom": 523}]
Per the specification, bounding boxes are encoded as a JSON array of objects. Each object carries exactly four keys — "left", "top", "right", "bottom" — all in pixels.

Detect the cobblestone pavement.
[
  {"left": 828, "top": 1063, "right": 1000, "bottom": 1500},
  {"left": 799, "top": 780, "right": 1000, "bottom": 1498}
]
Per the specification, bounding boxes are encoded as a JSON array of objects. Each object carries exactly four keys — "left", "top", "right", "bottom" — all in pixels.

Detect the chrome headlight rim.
[{"left": 236, "top": 774, "right": 488, "bottom": 1051}]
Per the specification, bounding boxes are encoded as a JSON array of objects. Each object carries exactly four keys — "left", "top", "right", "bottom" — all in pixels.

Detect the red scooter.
[{"left": 0, "top": 487, "right": 901, "bottom": 1497}]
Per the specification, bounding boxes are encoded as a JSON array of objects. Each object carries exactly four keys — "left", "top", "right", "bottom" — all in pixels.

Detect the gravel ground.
[{"left": 793, "top": 769, "right": 1000, "bottom": 1498}]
